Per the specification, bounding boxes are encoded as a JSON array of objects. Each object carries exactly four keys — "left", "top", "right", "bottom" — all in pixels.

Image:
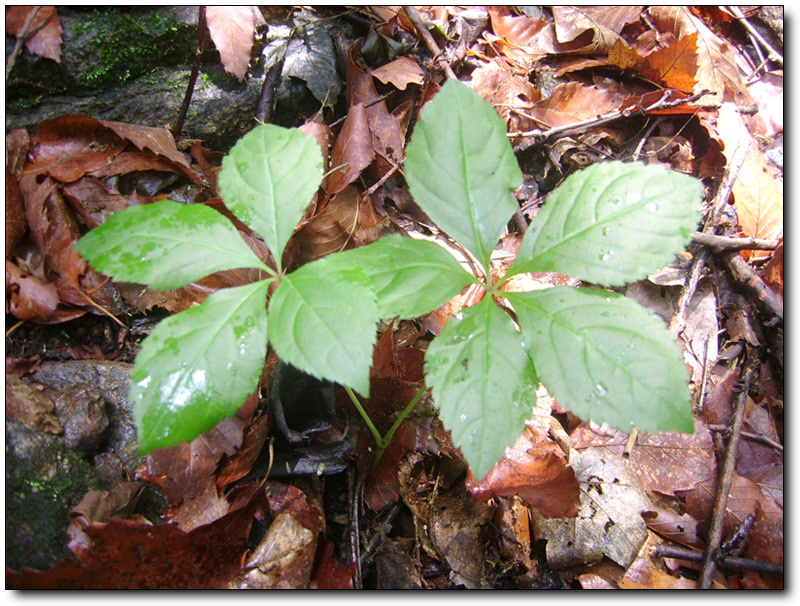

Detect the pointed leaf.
[
  {"left": 425, "top": 298, "right": 538, "bottom": 480},
  {"left": 508, "top": 161, "right": 702, "bottom": 286},
  {"left": 268, "top": 257, "right": 378, "bottom": 396},
  {"left": 405, "top": 79, "right": 523, "bottom": 271},
  {"left": 131, "top": 280, "right": 270, "bottom": 453},
  {"left": 332, "top": 235, "right": 476, "bottom": 319},
  {"left": 507, "top": 287, "right": 693, "bottom": 434},
  {"left": 218, "top": 124, "right": 324, "bottom": 270},
  {"left": 75, "top": 199, "right": 270, "bottom": 290}
]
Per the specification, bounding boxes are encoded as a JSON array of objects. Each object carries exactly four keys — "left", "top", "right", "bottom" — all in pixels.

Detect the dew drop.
[
  {"left": 460, "top": 413, "right": 468, "bottom": 423},
  {"left": 595, "top": 383, "right": 608, "bottom": 397}
]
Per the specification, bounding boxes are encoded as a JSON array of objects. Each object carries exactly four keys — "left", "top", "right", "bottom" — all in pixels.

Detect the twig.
[
  {"left": 404, "top": 6, "right": 457, "bottom": 80},
  {"left": 669, "top": 140, "right": 749, "bottom": 337},
  {"left": 655, "top": 545, "right": 783, "bottom": 577},
  {"left": 725, "top": 6, "right": 783, "bottom": 66},
  {"left": 6, "top": 7, "right": 41, "bottom": 84},
  {"left": 348, "top": 468, "right": 363, "bottom": 589},
  {"left": 690, "top": 232, "right": 780, "bottom": 252},
  {"left": 510, "top": 90, "right": 712, "bottom": 149},
  {"left": 174, "top": 6, "right": 207, "bottom": 139},
  {"left": 707, "top": 424, "right": 783, "bottom": 453},
  {"left": 698, "top": 353, "right": 759, "bottom": 588}
]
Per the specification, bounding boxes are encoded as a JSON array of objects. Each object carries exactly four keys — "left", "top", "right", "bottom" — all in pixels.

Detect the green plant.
[{"left": 75, "top": 79, "right": 702, "bottom": 479}]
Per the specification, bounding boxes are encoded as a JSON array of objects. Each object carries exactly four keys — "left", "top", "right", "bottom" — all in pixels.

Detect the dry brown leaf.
[
  {"left": 6, "top": 6, "right": 63, "bottom": 63},
  {"left": 326, "top": 103, "right": 375, "bottom": 202},
  {"left": 467, "top": 422, "right": 580, "bottom": 518},
  {"left": 523, "top": 81, "right": 621, "bottom": 130},
  {"left": 713, "top": 104, "right": 783, "bottom": 247},
  {"left": 762, "top": 239, "right": 783, "bottom": 298},
  {"left": 609, "top": 33, "right": 698, "bottom": 92},
  {"left": 370, "top": 56, "right": 425, "bottom": 90},
  {"left": 470, "top": 61, "right": 541, "bottom": 132},
  {"left": 205, "top": 6, "right": 265, "bottom": 82},
  {"left": 647, "top": 6, "right": 754, "bottom": 106},
  {"left": 531, "top": 447, "right": 652, "bottom": 569},
  {"left": 552, "top": 6, "right": 643, "bottom": 53},
  {"left": 571, "top": 420, "right": 716, "bottom": 497}
]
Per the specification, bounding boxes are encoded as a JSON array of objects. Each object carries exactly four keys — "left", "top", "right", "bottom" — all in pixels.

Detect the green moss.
[{"left": 72, "top": 8, "right": 194, "bottom": 89}]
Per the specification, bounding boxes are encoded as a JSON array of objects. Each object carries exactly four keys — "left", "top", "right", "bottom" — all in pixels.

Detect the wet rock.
[
  {"left": 31, "top": 360, "right": 140, "bottom": 475},
  {"left": 5, "top": 420, "right": 100, "bottom": 572},
  {"left": 52, "top": 383, "right": 110, "bottom": 455},
  {"left": 5, "top": 374, "right": 63, "bottom": 435}
]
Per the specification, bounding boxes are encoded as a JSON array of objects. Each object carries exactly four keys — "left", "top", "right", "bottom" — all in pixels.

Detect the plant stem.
[
  {"left": 344, "top": 384, "right": 428, "bottom": 469},
  {"left": 344, "top": 386, "right": 383, "bottom": 448}
]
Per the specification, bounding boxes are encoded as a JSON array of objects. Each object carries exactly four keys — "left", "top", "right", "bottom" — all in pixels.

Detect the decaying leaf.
[{"left": 531, "top": 448, "right": 651, "bottom": 569}]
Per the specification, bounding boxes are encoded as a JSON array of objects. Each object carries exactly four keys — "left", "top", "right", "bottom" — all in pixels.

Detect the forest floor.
[{"left": 5, "top": 6, "right": 783, "bottom": 589}]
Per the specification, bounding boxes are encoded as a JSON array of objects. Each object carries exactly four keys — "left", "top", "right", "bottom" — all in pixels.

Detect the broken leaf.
[{"left": 532, "top": 447, "right": 651, "bottom": 569}]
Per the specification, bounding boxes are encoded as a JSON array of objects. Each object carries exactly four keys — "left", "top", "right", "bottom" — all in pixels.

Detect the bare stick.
[
  {"left": 6, "top": 7, "right": 41, "bottom": 84},
  {"left": 404, "top": 6, "right": 457, "bottom": 80},
  {"left": 690, "top": 232, "right": 780, "bottom": 252},
  {"left": 655, "top": 545, "right": 783, "bottom": 577},
  {"left": 698, "top": 355, "right": 759, "bottom": 588},
  {"left": 174, "top": 6, "right": 207, "bottom": 140}
]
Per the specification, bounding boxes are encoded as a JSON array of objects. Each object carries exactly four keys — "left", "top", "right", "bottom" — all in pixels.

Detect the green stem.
[
  {"left": 378, "top": 385, "right": 427, "bottom": 462},
  {"left": 344, "top": 386, "right": 383, "bottom": 448},
  {"left": 344, "top": 384, "right": 428, "bottom": 470}
]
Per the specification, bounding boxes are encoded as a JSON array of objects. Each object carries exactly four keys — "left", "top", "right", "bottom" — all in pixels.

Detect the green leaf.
[
  {"left": 268, "top": 256, "right": 379, "bottom": 396},
  {"left": 74, "top": 199, "right": 270, "bottom": 290},
  {"left": 218, "top": 123, "right": 324, "bottom": 271},
  {"left": 131, "top": 280, "right": 270, "bottom": 453},
  {"left": 405, "top": 79, "right": 523, "bottom": 272},
  {"left": 331, "top": 235, "right": 476, "bottom": 319},
  {"left": 507, "top": 161, "right": 702, "bottom": 286},
  {"left": 507, "top": 287, "right": 693, "bottom": 434},
  {"left": 425, "top": 298, "right": 538, "bottom": 480}
]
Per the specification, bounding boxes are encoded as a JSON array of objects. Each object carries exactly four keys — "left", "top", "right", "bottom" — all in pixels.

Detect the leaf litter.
[{"left": 6, "top": 5, "right": 782, "bottom": 589}]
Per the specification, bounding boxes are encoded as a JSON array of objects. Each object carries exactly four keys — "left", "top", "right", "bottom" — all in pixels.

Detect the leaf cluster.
[{"left": 76, "top": 79, "right": 702, "bottom": 478}]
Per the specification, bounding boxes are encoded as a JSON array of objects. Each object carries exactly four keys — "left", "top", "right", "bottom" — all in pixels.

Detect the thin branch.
[
  {"left": 174, "top": 6, "right": 207, "bottom": 140},
  {"left": 655, "top": 545, "right": 783, "bottom": 577},
  {"left": 404, "top": 6, "right": 457, "bottom": 80},
  {"left": 698, "top": 354, "right": 760, "bottom": 588},
  {"left": 510, "top": 90, "right": 712, "bottom": 149},
  {"left": 690, "top": 232, "right": 780, "bottom": 252},
  {"left": 6, "top": 7, "right": 41, "bottom": 84},
  {"left": 725, "top": 6, "right": 783, "bottom": 66}
]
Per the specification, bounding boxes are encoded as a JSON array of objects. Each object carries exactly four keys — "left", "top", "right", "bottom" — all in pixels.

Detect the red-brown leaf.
[
  {"left": 205, "top": 6, "right": 265, "bottom": 81},
  {"left": 6, "top": 6, "right": 63, "bottom": 63}
]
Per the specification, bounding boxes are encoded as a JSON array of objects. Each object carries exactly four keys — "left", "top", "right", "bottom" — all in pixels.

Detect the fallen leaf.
[
  {"left": 326, "top": 103, "right": 375, "bottom": 203},
  {"left": 7, "top": 486, "right": 267, "bottom": 589},
  {"left": 762, "top": 239, "right": 783, "bottom": 298},
  {"left": 468, "top": 422, "right": 580, "bottom": 518},
  {"left": 552, "top": 6, "right": 643, "bottom": 53},
  {"left": 571, "top": 420, "right": 716, "bottom": 497},
  {"left": 531, "top": 448, "right": 652, "bottom": 569},
  {"left": 6, "top": 6, "right": 63, "bottom": 63},
  {"left": 205, "top": 6, "right": 265, "bottom": 81},
  {"left": 648, "top": 6, "right": 754, "bottom": 106},
  {"left": 370, "top": 56, "right": 425, "bottom": 90}
]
